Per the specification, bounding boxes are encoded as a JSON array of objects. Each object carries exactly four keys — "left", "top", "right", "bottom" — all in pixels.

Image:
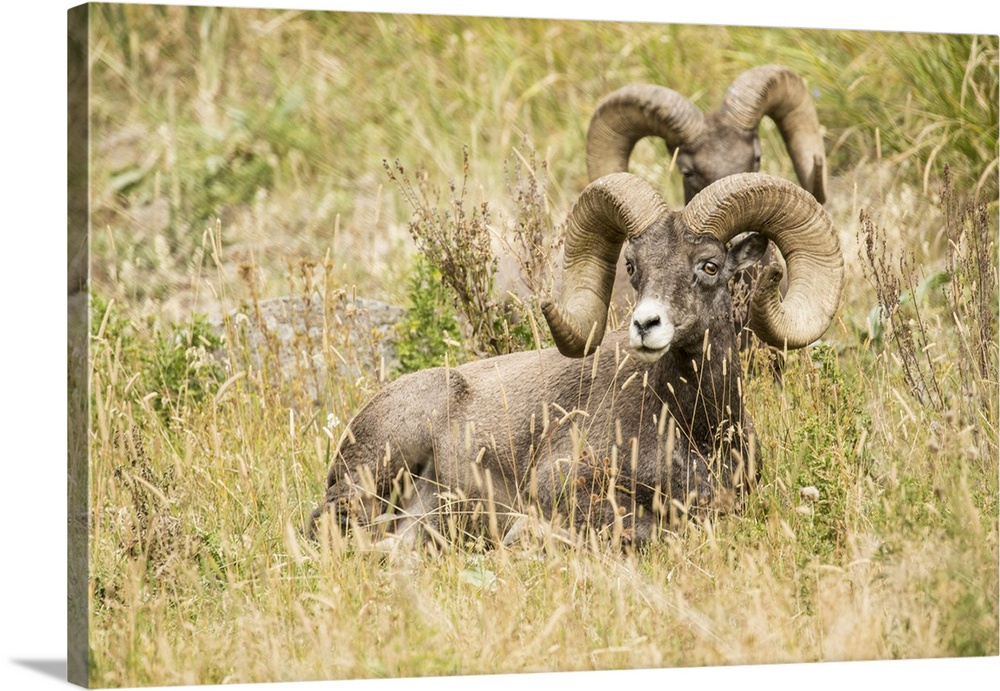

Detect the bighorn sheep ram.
[
  {"left": 308, "top": 172, "right": 843, "bottom": 548},
  {"left": 586, "top": 64, "right": 827, "bottom": 204}
]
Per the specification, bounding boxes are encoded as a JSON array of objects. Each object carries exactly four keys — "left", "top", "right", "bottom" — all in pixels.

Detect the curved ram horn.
[
  {"left": 542, "top": 173, "right": 670, "bottom": 357},
  {"left": 681, "top": 173, "right": 844, "bottom": 349},
  {"left": 585, "top": 84, "right": 706, "bottom": 182},
  {"left": 720, "top": 65, "right": 828, "bottom": 203}
]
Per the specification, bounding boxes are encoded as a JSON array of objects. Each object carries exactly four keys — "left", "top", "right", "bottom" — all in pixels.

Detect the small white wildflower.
[
  {"left": 799, "top": 486, "right": 820, "bottom": 502},
  {"left": 322, "top": 413, "right": 340, "bottom": 439}
]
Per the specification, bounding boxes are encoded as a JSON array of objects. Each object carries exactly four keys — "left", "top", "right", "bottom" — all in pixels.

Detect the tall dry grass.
[{"left": 80, "top": 5, "right": 997, "bottom": 687}]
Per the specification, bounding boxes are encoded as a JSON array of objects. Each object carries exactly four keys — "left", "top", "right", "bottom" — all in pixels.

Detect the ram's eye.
[
  {"left": 702, "top": 261, "right": 719, "bottom": 276},
  {"left": 625, "top": 260, "right": 634, "bottom": 277}
]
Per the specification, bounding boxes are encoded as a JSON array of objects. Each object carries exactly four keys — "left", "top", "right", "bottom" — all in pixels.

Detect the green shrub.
[
  {"left": 143, "top": 314, "right": 226, "bottom": 418},
  {"left": 395, "top": 255, "right": 467, "bottom": 373}
]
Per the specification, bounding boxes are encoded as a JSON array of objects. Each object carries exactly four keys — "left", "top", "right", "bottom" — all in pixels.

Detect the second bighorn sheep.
[
  {"left": 308, "top": 172, "right": 844, "bottom": 548},
  {"left": 586, "top": 64, "right": 827, "bottom": 203}
]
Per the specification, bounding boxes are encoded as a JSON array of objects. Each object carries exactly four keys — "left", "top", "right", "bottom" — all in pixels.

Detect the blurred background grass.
[{"left": 88, "top": 6, "right": 996, "bottom": 314}]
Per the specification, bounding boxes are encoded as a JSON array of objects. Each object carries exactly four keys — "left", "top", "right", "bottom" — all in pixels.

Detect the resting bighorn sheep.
[{"left": 308, "top": 172, "right": 843, "bottom": 548}]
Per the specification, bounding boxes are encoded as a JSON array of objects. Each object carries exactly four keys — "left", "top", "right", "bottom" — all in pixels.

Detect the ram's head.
[
  {"left": 586, "top": 65, "right": 827, "bottom": 203},
  {"left": 541, "top": 172, "right": 843, "bottom": 358}
]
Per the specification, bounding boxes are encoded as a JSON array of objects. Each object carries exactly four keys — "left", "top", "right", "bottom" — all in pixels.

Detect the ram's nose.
[
  {"left": 629, "top": 300, "right": 674, "bottom": 361},
  {"left": 632, "top": 312, "right": 660, "bottom": 337}
]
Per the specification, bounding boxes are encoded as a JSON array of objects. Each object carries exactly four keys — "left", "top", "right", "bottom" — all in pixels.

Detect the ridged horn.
[
  {"left": 542, "top": 173, "right": 670, "bottom": 357},
  {"left": 720, "top": 65, "right": 828, "bottom": 203},
  {"left": 586, "top": 84, "right": 706, "bottom": 181},
  {"left": 681, "top": 173, "right": 843, "bottom": 349}
]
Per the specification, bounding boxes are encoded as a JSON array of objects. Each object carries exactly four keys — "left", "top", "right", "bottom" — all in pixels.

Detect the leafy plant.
[
  {"left": 93, "top": 296, "right": 227, "bottom": 421},
  {"left": 143, "top": 314, "right": 226, "bottom": 418},
  {"left": 396, "top": 255, "right": 467, "bottom": 373}
]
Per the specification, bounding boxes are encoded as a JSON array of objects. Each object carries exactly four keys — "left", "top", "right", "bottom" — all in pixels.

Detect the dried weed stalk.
[
  {"left": 385, "top": 149, "right": 500, "bottom": 355},
  {"left": 860, "top": 165, "right": 998, "bottom": 457},
  {"left": 501, "top": 140, "right": 563, "bottom": 298},
  {"left": 386, "top": 145, "right": 558, "bottom": 357},
  {"left": 859, "top": 207, "right": 946, "bottom": 409},
  {"left": 941, "top": 166, "right": 999, "bottom": 454},
  {"left": 941, "top": 166, "right": 998, "bottom": 384}
]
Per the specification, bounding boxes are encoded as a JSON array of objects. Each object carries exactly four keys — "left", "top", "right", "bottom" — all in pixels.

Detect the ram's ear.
[{"left": 725, "top": 232, "right": 768, "bottom": 275}]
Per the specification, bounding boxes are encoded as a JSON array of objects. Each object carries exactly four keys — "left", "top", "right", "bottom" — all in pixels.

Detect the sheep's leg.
[
  {"left": 529, "top": 456, "right": 624, "bottom": 537},
  {"left": 309, "top": 462, "right": 446, "bottom": 546},
  {"left": 304, "top": 473, "right": 380, "bottom": 541},
  {"left": 313, "top": 367, "right": 465, "bottom": 535},
  {"left": 373, "top": 476, "right": 447, "bottom": 551}
]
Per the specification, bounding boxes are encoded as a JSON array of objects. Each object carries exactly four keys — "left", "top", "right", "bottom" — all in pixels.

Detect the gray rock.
[{"left": 217, "top": 292, "right": 406, "bottom": 404}]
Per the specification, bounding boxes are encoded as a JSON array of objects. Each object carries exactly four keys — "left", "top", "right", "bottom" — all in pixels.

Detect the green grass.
[{"left": 82, "top": 5, "right": 998, "bottom": 687}]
